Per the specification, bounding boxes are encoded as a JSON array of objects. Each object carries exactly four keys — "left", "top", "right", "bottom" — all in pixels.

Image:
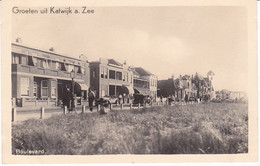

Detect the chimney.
[
  {"left": 79, "top": 54, "right": 88, "bottom": 61},
  {"left": 16, "top": 37, "right": 22, "bottom": 43},
  {"left": 49, "top": 47, "right": 55, "bottom": 52}
]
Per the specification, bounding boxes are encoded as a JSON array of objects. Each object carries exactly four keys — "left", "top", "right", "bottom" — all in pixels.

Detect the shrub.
[{"left": 12, "top": 103, "right": 248, "bottom": 154}]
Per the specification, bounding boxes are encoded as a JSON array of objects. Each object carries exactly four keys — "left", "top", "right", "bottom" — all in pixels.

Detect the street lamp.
[{"left": 70, "top": 69, "right": 75, "bottom": 112}]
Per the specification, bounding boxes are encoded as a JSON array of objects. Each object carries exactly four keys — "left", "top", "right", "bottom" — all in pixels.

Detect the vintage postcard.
[{"left": 1, "top": 0, "right": 258, "bottom": 164}]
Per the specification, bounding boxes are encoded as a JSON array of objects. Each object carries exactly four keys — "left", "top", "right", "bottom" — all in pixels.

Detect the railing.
[{"left": 12, "top": 64, "right": 86, "bottom": 80}]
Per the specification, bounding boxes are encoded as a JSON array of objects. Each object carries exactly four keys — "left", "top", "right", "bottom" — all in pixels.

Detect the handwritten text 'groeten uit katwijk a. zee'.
[{"left": 12, "top": 7, "right": 94, "bottom": 15}]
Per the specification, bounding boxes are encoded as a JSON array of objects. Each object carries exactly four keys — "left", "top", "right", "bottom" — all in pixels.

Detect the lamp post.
[{"left": 71, "top": 69, "right": 75, "bottom": 112}]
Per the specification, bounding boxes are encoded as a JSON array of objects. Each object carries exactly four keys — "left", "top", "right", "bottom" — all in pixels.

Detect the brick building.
[
  {"left": 11, "top": 40, "right": 158, "bottom": 107},
  {"left": 11, "top": 41, "right": 90, "bottom": 107},
  {"left": 89, "top": 59, "right": 134, "bottom": 99}
]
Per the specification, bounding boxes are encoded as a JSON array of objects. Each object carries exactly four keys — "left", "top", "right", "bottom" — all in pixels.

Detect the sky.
[{"left": 12, "top": 6, "right": 248, "bottom": 92}]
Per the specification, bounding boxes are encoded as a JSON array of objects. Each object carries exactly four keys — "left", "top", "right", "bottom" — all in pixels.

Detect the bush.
[{"left": 12, "top": 103, "right": 248, "bottom": 154}]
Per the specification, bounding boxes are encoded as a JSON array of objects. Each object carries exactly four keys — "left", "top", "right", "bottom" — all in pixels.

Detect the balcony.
[{"left": 12, "top": 64, "right": 86, "bottom": 80}]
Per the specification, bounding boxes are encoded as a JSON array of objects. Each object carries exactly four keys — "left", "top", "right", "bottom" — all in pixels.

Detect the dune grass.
[{"left": 12, "top": 102, "right": 248, "bottom": 154}]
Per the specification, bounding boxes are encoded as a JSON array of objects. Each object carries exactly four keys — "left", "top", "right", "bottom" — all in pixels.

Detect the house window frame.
[
  {"left": 41, "top": 80, "right": 48, "bottom": 97},
  {"left": 33, "top": 82, "right": 37, "bottom": 97},
  {"left": 51, "top": 80, "right": 57, "bottom": 97},
  {"left": 21, "top": 77, "right": 30, "bottom": 96}
]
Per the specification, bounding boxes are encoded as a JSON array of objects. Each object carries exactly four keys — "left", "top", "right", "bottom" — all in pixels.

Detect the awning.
[
  {"left": 78, "top": 83, "right": 88, "bottom": 91},
  {"left": 125, "top": 86, "right": 134, "bottom": 95},
  {"left": 134, "top": 88, "right": 149, "bottom": 95},
  {"left": 120, "top": 85, "right": 135, "bottom": 95},
  {"left": 75, "top": 82, "right": 88, "bottom": 92}
]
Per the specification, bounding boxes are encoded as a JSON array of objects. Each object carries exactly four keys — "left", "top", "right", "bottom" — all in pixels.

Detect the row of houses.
[
  {"left": 11, "top": 39, "right": 158, "bottom": 107},
  {"left": 215, "top": 90, "right": 247, "bottom": 101},
  {"left": 157, "top": 71, "right": 215, "bottom": 101}
]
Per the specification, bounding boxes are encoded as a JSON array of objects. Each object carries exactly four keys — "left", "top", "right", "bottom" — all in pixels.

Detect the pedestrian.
[
  {"left": 185, "top": 94, "right": 189, "bottom": 104},
  {"left": 118, "top": 94, "right": 122, "bottom": 104},
  {"left": 160, "top": 95, "right": 163, "bottom": 102},
  {"left": 62, "top": 88, "right": 71, "bottom": 111},
  {"left": 88, "top": 88, "right": 95, "bottom": 112},
  {"left": 123, "top": 93, "right": 126, "bottom": 104}
]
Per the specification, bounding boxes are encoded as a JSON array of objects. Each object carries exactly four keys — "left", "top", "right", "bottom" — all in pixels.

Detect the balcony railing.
[{"left": 12, "top": 64, "right": 86, "bottom": 80}]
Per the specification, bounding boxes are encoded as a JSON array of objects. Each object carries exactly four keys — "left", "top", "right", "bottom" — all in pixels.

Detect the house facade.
[
  {"left": 11, "top": 41, "right": 90, "bottom": 107},
  {"left": 89, "top": 59, "right": 134, "bottom": 99},
  {"left": 157, "top": 71, "right": 215, "bottom": 101},
  {"left": 133, "top": 67, "right": 157, "bottom": 99}
]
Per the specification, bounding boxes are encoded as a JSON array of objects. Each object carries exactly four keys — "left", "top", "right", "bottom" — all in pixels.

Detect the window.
[
  {"left": 53, "top": 62, "right": 59, "bottom": 69},
  {"left": 21, "top": 78, "right": 29, "bottom": 96},
  {"left": 47, "top": 60, "right": 51, "bottom": 69},
  {"left": 37, "top": 59, "right": 44, "bottom": 68},
  {"left": 12, "top": 53, "right": 22, "bottom": 64},
  {"left": 68, "top": 64, "right": 74, "bottom": 72},
  {"left": 64, "top": 64, "right": 68, "bottom": 71},
  {"left": 101, "top": 67, "right": 104, "bottom": 78},
  {"left": 42, "top": 59, "right": 49, "bottom": 68},
  {"left": 25, "top": 55, "right": 32, "bottom": 65},
  {"left": 21, "top": 55, "right": 28, "bottom": 65},
  {"left": 51, "top": 81, "right": 56, "bottom": 97},
  {"left": 33, "top": 82, "right": 37, "bottom": 97},
  {"left": 41, "top": 80, "right": 48, "bottom": 97},
  {"left": 116, "top": 71, "right": 122, "bottom": 80},
  {"left": 101, "top": 67, "right": 108, "bottom": 79},
  {"left": 109, "top": 70, "right": 115, "bottom": 79},
  {"left": 75, "top": 66, "right": 81, "bottom": 74},
  {"left": 58, "top": 63, "right": 67, "bottom": 71}
]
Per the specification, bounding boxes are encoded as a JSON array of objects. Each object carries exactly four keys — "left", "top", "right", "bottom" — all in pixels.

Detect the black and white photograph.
[{"left": 1, "top": 0, "right": 258, "bottom": 164}]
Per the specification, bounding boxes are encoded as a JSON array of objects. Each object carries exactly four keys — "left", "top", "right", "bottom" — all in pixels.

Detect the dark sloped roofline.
[
  {"left": 134, "top": 67, "right": 155, "bottom": 76},
  {"left": 107, "top": 59, "right": 123, "bottom": 67}
]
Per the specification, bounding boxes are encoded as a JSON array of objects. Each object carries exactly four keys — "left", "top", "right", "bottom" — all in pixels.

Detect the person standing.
[
  {"left": 118, "top": 94, "right": 122, "bottom": 104},
  {"left": 63, "top": 88, "right": 71, "bottom": 112},
  {"left": 185, "top": 94, "right": 189, "bottom": 104},
  {"left": 88, "top": 88, "right": 95, "bottom": 112}
]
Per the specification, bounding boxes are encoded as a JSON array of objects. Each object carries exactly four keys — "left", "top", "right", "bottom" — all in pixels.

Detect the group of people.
[
  {"left": 117, "top": 93, "right": 132, "bottom": 104},
  {"left": 62, "top": 87, "right": 96, "bottom": 112}
]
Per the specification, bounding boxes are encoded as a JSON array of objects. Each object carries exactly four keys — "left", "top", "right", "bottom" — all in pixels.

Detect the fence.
[{"left": 11, "top": 100, "right": 197, "bottom": 122}]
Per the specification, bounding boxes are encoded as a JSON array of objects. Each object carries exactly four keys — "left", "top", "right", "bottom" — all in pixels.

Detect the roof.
[
  {"left": 12, "top": 43, "right": 81, "bottom": 62},
  {"left": 181, "top": 75, "right": 190, "bottom": 80},
  {"left": 134, "top": 67, "right": 154, "bottom": 76},
  {"left": 132, "top": 70, "right": 140, "bottom": 77},
  {"left": 157, "top": 78, "right": 177, "bottom": 89},
  {"left": 194, "top": 72, "right": 205, "bottom": 80},
  {"left": 108, "top": 59, "right": 123, "bottom": 67}
]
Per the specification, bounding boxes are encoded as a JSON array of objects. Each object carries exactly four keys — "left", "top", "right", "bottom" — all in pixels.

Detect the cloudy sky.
[{"left": 12, "top": 6, "right": 248, "bottom": 92}]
